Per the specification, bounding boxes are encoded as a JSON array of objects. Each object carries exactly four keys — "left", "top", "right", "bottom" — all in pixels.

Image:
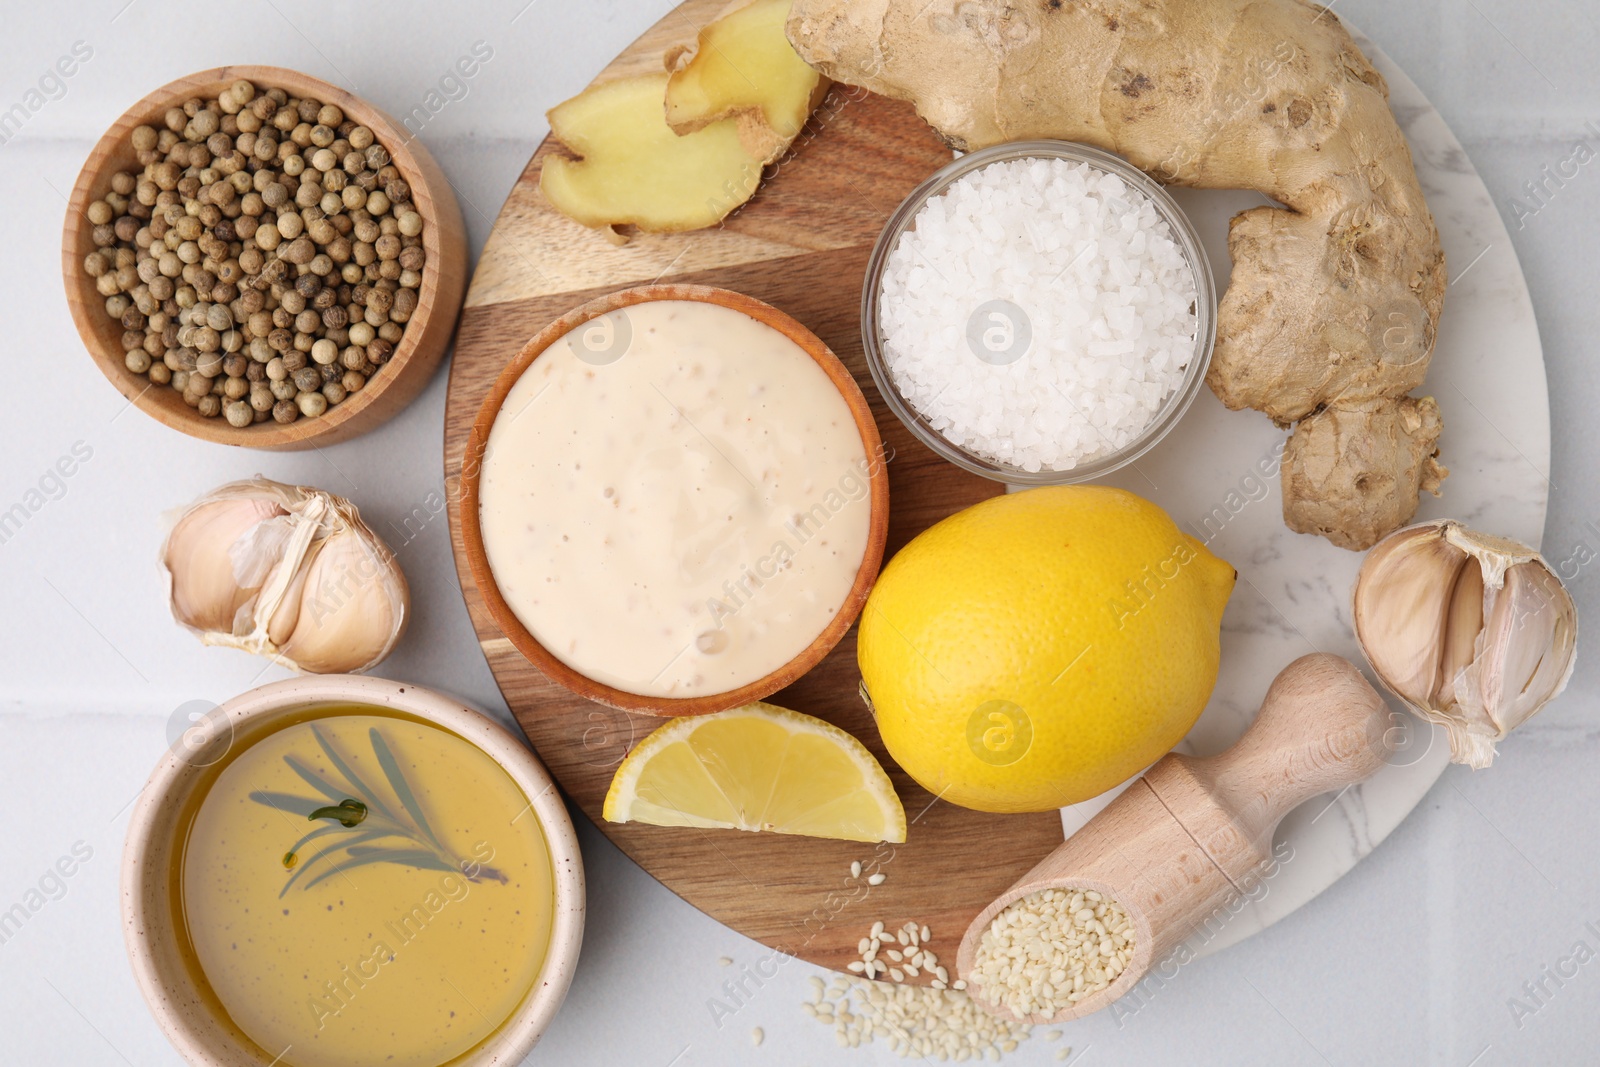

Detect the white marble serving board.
[{"left": 1050, "top": 27, "right": 1549, "bottom": 959}]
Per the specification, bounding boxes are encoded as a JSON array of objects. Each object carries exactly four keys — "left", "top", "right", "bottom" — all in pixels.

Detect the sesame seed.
[
  {"left": 868, "top": 873, "right": 887, "bottom": 886},
  {"left": 848, "top": 961, "right": 866, "bottom": 973},
  {"left": 972, "top": 887, "right": 1135, "bottom": 1018},
  {"left": 851, "top": 861, "right": 863, "bottom": 879},
  {"left": 718, "top": 956, "right": 733, "bottom": 966},
  {"left": 751, "top": 1027, "right": 764, "bottom": 1047},
  {"left": 801, "top": 974, "right": 1032, "bottom": 1060},
  {"left": 890, "top": 967, "right": 905, "bottom": 982},
  {"left": 921, "top": 924, "right": 931, "bottom": 942},
  {"left": 871, "top": 921, "right": 885, "bottom": 939}
]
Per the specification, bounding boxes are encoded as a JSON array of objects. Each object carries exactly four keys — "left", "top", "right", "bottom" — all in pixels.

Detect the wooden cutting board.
[{"left": 442, "top": 0, "right": 1065, "bottom": 980}]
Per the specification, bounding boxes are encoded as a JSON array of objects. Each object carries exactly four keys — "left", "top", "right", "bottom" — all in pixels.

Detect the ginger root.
[
  {"left": 665, "top": 0, "right": 831, "bottom": 164},
  {"left": 1282, "top": 396, "right": 1446, "bottom": 551},
  {"left": 786, "top": 0, "right": 1449, "bottom": 550},
  {"left": 541, "top": 72, "right": 763, "bottom": 233},
  {"left": 542, "top": 0, "right": 828, "bottom": 235}
]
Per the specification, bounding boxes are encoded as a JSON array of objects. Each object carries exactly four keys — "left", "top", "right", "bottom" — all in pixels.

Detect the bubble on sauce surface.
[{"left": 695, "top": 629, "right": 730, "bottom": 655}]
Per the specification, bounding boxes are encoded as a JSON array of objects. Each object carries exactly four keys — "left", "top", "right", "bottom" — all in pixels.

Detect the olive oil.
[{"left": 177, "top": 707, "right": 554, "bottom": 1067}]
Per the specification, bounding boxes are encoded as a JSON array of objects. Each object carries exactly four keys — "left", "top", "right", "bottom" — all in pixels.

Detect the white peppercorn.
[{"left": 297, "top": 391, "right": 328, "bottom": 417}]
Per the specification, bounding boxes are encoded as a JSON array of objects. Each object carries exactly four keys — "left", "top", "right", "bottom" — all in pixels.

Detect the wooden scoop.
[{"left": 954, "top": 653, "right": 1392, "bottom": 1023}]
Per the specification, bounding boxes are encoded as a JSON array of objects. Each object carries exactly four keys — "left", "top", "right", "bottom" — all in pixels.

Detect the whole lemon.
[{"left": 859, "top": 486, "right": 1234, "bottom": 813}]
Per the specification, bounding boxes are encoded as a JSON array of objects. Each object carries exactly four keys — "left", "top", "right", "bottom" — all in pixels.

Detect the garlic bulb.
[
  {"left": 1353, "top": 520, "right": 1577, "bottom": 768},
  {"left": 162, "top": 478, "right": 409, "bottom": 674}
]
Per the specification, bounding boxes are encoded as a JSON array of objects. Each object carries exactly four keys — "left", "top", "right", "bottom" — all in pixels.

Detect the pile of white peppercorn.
[{"left": 81, "top": 80, "right": 427, "bottom": 427}]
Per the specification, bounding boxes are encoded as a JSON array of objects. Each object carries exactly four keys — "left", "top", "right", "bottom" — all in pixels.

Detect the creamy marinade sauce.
[{"left": 479, "top": 299, "right": 873, "bottom": 698}]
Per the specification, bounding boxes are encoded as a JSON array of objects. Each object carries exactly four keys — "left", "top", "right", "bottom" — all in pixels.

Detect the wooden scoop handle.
[
  {"left": 956, "top": 653, "right": 1393, "bottom": 1026},
  {"left": 1158, "top": 652, "right": 1393, "bottom": 861}
]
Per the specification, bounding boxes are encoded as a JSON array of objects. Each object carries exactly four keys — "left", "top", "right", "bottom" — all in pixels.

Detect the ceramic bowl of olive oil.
[{"left": 122, "top": 675, "right": 584, "bottom": 1067}]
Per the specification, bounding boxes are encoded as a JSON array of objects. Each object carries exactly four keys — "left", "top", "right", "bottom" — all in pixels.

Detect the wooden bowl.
[
  {"left": 62, "top": 65, "right": 467, "bottom": 450},
  {"left": 459, "top": 284, "right": 891, "bottom": 717},
  {"left": 122, "top": 674, "right": 585, "bottom": 1066}
]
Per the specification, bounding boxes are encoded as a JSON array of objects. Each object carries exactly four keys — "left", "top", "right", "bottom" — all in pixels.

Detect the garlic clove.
[
  {"left": 1474, "top": 561, "right": 1576, "bottom": 730},
  {"left": 1434, "top": 555, "right": 1483, "bottom": 709},
  {"left": 266, "top": 538, "right": 320, "bottom": 647},
  {"left": 1353, "top": 519, "right": 1578, "bottom": 768},
  {"left": 164, "top": 496, "right": 287, "bottom": 633},
  {"left": 279, "top": 528, "right": 409, "bottom": 673},
  {"left": 1351, "top": 525, "right": 1467, "bottom": 706}
]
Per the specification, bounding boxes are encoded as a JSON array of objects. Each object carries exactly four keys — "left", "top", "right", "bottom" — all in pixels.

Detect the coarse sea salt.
[{"left": 878, "top": 157, "right": 1199, "bottom": 473}]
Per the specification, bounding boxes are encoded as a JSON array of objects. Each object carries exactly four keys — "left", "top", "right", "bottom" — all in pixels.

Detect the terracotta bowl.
[
  {"left": 121, "top": 675, "right": 584, "bottom": 1066},
  {"left": 459, "top": 284, "right": 891, "bottom": 717},
  {"left": 63, "top": 65, "right": 467, "bottom": 450}
]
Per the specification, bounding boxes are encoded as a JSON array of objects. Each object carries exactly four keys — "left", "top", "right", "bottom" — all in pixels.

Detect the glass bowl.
[{"left": 861, "top": 140, "right": 1217, "bottom": 485}]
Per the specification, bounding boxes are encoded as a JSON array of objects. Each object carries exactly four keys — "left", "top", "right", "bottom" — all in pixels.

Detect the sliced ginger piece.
[
  {"left": 541, "top": 71, "right": 762, "bottom": 234},
  {"left": 664, "top": 0, "right": 831, "bottom": 164}
]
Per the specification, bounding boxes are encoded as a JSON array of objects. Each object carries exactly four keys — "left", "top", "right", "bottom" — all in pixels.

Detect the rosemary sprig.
[{"left": 250, "top": 724, "right": 504, "bottom": 897}]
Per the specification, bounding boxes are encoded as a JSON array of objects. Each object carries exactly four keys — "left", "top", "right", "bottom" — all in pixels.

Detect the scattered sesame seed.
[
  {"left": 801, "top": 974, "right": 1032, "bottom": 1059},
  {"left": 921, "top": 924, "right": 931, "bottom": 943},
  {"left": 1057, "top": 1048, "right": 1073, "bottom": 1061},
  {"left": 868, "top": 873, "right": 887, "bottom": 886},
  {"left": 871, "top": 921, "right": 885, "bottom": 939},
  {"left": 851, "top": 861, "right": 863, "bottom": 879},
  {"left": 719, "top": 956, "right": 733, "bottom": 967},
  {"left": 751, "top": 1027, "right": 764, "bottom": 1047}
]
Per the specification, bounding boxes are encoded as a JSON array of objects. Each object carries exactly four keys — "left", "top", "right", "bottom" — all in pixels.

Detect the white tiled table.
[{"left": 1, "top": 2, "right": 1596, "bottom": 1063}]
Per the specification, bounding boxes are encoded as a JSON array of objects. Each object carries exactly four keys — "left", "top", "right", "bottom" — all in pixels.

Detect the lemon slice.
[{"left": 603, "top": 702, "right": 907, "bottom": 843}]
